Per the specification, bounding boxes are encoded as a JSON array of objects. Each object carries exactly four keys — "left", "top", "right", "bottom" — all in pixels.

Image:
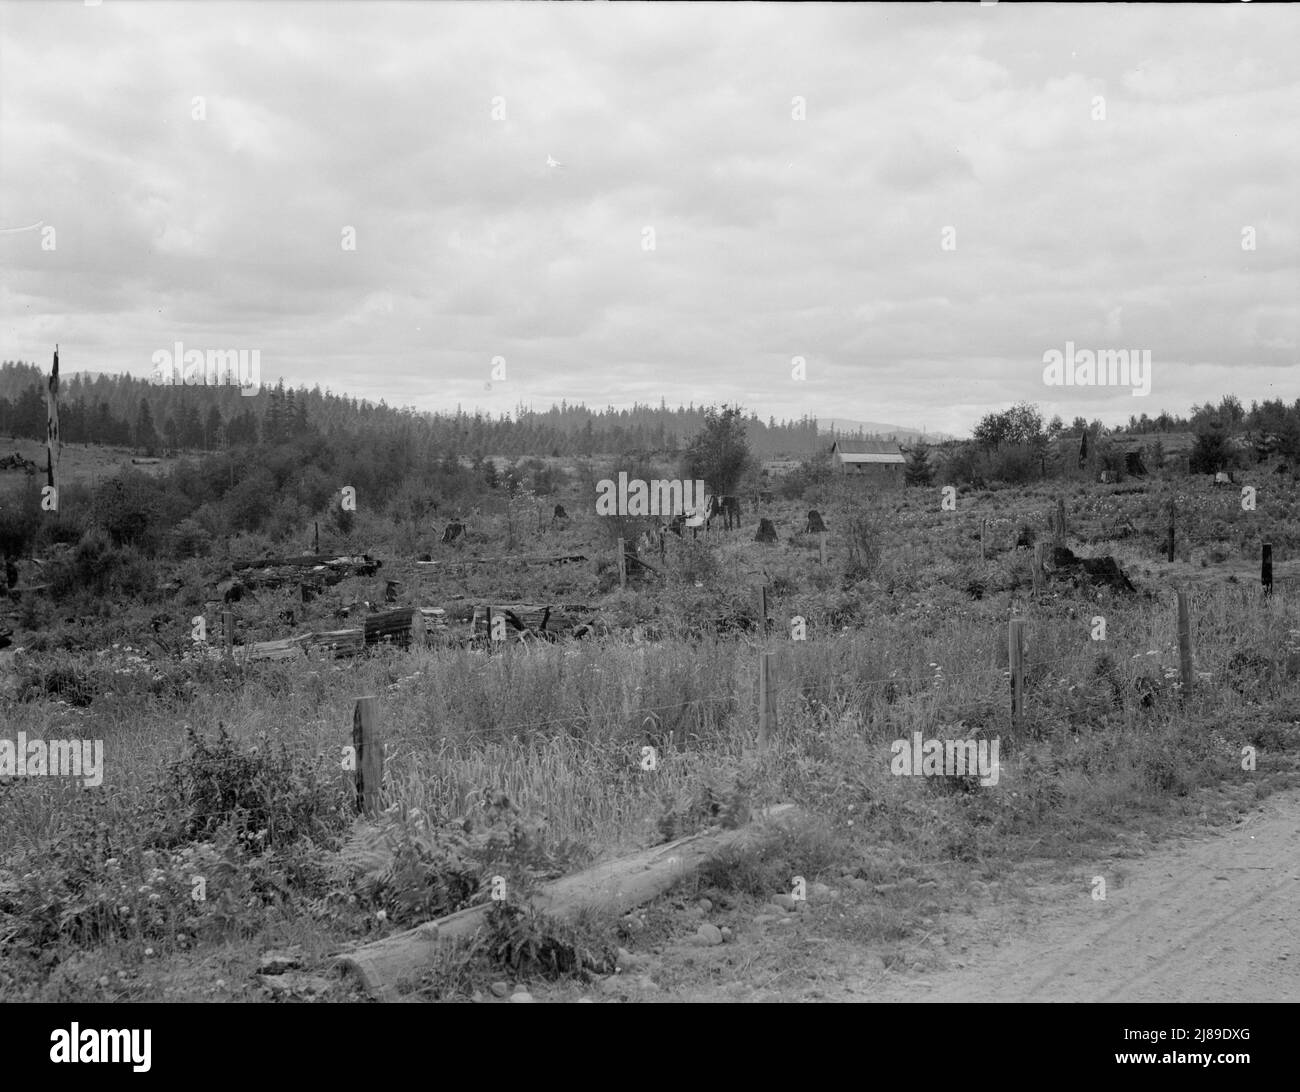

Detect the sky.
[{"left": 0, "top": 1, "right": 1296, "bottom": 437}]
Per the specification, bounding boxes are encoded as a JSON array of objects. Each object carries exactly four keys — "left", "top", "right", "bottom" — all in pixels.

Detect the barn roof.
[{"left": 830, "top": 439, "right": 905, "bottom": 463}]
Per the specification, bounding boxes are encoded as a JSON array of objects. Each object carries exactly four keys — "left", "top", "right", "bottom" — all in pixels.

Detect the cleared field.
[{"left": 0, "top": 472, "right": 1297, "bottom": 1002}]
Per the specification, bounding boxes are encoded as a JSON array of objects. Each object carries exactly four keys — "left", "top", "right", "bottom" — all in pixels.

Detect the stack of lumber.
[{"left": 236, "top": 608, "right": 424, "bottom": 663}]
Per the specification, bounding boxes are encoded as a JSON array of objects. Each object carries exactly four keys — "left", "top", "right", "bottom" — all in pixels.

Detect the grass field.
[{"left": 1, "top": 468, "right": 1297, "bottom": 1001}]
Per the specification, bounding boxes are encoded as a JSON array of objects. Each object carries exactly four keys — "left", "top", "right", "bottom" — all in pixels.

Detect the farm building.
[{"left": 829, "top": 440, "right": 905, "bottom": 484}]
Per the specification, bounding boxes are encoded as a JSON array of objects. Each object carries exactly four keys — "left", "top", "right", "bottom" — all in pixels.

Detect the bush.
[
  {"left": 47, "top": 529, "right": 156, "bottom": 601},
  {"left": 91, "top": 471, "right": 161, "bottom": 550},
  {"left": 154, "top": 724, "right": 351, "bottom": 853},
  {"left": 170, "top": 518, "right": 212, "bottom": 559}
]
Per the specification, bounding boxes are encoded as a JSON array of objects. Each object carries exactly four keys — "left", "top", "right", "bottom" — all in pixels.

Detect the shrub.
[
  {"left": 47, "top": 529, "right": 156, "bottom": 601},
  {"left": 170, "top": 518, "right": 212, "bottom": 559},
  {"left": 154, "top": 724, "right": 351, "bottom": 852}
]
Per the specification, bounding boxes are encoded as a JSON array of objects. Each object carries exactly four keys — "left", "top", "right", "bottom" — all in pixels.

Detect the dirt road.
[{"left": 859, "top": 791, "right": 1300, "bottom": 1003}]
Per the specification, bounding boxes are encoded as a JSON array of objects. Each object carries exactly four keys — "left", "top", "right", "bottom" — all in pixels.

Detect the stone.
[
  {"left": 616, "top": 947, "right": 645, "bottom": 971},
  {"left": 489, "top": 981, "right": 510, "bottom": 998},
  {"left": 696, "top": 923, "right": 724, "bottom": 946},
  {"left": 509, "top": 992, "right": 534, "bottom": 1003},
  {"left": 257, "top": 949, "right": 303, "bottom": 975}
]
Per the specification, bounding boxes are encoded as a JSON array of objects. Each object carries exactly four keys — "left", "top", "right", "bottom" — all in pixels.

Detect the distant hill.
[{"left": 819, "top": 418, "right": 954, "bottom": 443}]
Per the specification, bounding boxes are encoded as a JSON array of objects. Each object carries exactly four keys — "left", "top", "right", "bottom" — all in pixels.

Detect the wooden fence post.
[
  {"left": 757, "top": 651, "right": 776, "bottom": 751},
  {"left": 1008, "top": 617, "right": 1025, "bottom": 730},
  {"left": 757, "top": 584, "right": 770, "bottom": 635},
  {"left": 1166, "top": 497, "right": 1176, "bottom": 562},
  {"left": 1262, "top": 543, "right": 1273, "bottom": 597},
  {"left": 352, "top": 696, "right": 382, "bottom": 815},
  {"left": 1032, "top": 542, "right": 1045, "bottom": 596},
  {"left": 1176, "top": 590, "right": 1193, "bottom": 697},
  {"left": 819, "top": 531, "right": 827, "bottom": 566},
  {"left": 617, "top": 537, "right": 626, "bottom": 589}
]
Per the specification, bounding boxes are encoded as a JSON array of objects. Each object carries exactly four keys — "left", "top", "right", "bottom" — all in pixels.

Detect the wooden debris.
[{"left": 1050, "top": 547, "right": 1138, "bottom": 594}]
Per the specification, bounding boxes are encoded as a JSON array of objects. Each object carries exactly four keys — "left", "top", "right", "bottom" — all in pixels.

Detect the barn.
[{"left": 829, "top": 440, "right": 905, "bottom": 485}]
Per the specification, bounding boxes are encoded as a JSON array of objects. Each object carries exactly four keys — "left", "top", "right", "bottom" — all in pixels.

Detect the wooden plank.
[
  {"left": 1009, "top": 617, "right": 1025, "bottom": 729},
  {"left": 352, "top": 696, "right": 381, "bottom": 816},
  {"left": 1177, "top": 590, "right": 1193, "bottom": 697},
  {"left": 757, "top": 651, "right": 776, "bottom": 750}
]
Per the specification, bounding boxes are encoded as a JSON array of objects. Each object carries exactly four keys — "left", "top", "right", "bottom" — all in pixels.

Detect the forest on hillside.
[{"left": 0, "top": 360, "right": 830, "bottom": 460}]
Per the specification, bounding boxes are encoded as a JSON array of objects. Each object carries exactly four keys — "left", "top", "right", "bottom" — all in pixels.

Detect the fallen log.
[
  {"left": 237, "top": 638, "right": 303, "bottom": 664},
  {"left": 416, "top": 553, "right": 587, "bottom": 568},
  {"left": 337, "top": 802, "right": 799, "bottom": 1001},
  {"left": 233, "top": 553, "right": 380, "bottom": 571},
  {"left": 229, "top": 555, "right": 382, "bottom": 592},
  {"left": 301, "top": 628, "right": 365, "bottom": 658}
]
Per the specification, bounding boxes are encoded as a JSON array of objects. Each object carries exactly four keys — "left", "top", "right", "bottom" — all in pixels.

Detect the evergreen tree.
[
  {"left": 204, "top": 405, "right": 223, "bottom": 450},
  {"left": 135, "top": 398, "right": 159, "bottom": 456},
  {"left": 904, "top": 442, "right": 934, "bottom": 486},
  {"left": 180, "top": 403, "right": 204, "bottom": 450},
  {"left": 1189, "top": 416, "right": 1231, "bottom": 474},
  {"left": 264, "top": 382, "right": 285, "bottom": 443}
]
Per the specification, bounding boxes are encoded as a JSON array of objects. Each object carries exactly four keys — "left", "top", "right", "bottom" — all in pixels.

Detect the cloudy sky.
[{"left": 0, "top": 2, "right": 1296, "bottom": 436}]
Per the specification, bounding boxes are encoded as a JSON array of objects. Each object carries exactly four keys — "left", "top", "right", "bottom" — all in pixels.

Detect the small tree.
[
  {"left": 904, "top": 442, "right": 934, "bottom": 486},
  {"left": 681, "top": 404, "right": 753, "bottom": 495},
  {"left": 1189, "top": 416, "right": 1231, "bottom": 474}
]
